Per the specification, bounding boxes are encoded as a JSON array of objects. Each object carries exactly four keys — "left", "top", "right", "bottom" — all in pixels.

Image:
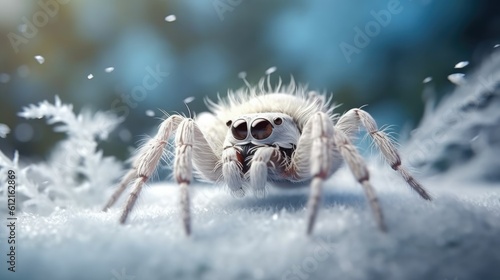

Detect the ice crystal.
[
  {"left": 265, "top": 66, "right": 277, "bottom": 75},
  {"left": 34, "top": 55, "right": 45, "bottom": 64},
  {"left": 165, "top": 15, "right": 177, "bottom": 22},
  {"left": 454, "top": 61, "right": 469, "bottom": 69},
  {"left": 447, "top": 73, "right": 466, "bottom": 85}
]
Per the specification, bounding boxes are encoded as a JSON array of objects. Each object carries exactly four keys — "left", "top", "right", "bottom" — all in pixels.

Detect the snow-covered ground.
[{"left": 2, "top": 166, "right": 500, "bottom": 280}]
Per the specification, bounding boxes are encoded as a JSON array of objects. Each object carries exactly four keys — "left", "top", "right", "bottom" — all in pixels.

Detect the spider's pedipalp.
[
  {"left": 222, "top": 147, "right": 245, "bottom": 197},
  {"left": 248, "top": 146, "right": 281, "bottom": 198},
  {"left": 337, "top": 108, "right": 432, "bottom": 201}
]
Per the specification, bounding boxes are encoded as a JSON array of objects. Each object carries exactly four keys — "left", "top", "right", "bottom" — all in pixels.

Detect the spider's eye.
[
  {"left": 273, "top": 117, "right": 283, "bottom": 125},
  {"left": 226, "top": 120, "right": 232, "bottom": 127},
  {"left": 251, "top": 118, "right": 273, "bottom": 140},
  {"left": 231, "top": 119, "right": 248, "bottom": 140}
]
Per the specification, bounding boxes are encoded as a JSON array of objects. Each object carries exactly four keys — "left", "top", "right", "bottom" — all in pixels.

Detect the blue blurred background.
[{"left": 0, "top": 0, "right": 499, "bottom": 161}]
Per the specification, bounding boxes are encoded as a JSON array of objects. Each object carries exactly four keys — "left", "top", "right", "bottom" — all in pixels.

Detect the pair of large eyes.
[{"left": 226, "top": 117, "right": 283, "bottom": 140}]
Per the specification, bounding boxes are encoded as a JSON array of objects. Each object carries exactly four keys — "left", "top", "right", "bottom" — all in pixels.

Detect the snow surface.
[{"left": 2, "top": 165, "right": 500, "bottom": 280}]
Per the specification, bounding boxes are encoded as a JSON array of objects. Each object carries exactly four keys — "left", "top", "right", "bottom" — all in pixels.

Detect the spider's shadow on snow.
[{"left": 220, "top": 186, "right": 368, "bottom": 212}]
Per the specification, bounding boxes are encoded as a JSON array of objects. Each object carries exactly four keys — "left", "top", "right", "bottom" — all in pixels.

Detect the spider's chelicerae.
[{"left": 103, "top": 77, "right": 431, "bottom": 235}]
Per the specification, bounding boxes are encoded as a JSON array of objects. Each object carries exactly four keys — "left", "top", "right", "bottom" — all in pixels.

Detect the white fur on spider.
[{"left": 103, "top": 76, "right": 432, "bottom": 236}]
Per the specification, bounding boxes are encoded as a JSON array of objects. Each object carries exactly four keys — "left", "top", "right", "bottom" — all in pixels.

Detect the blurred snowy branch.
[
  {"left": 0, "top": 96, "right": 124, "bottom": 214},
  {"left": 18, "top": 95, "right": 123, "bottom": 141},
  {"left": 404, "top": 51, "right": 500, "bottom": 182}
]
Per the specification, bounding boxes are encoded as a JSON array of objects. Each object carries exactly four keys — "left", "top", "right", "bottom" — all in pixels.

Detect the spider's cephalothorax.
[{"left": 103, "top": 77, "right": 432, "bottom": 236}]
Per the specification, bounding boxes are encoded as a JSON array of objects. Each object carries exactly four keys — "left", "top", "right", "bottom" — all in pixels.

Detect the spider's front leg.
[
  {"left": 116, "top": 115, "right": 183, "bottom": 226},
  {"left": 173, "top": 118, "right": 196, "bottom": 235},
  {"left": 104, "top": 115, "right": 220, "bottom": 236},
  {"left": 102, "top": 117, "right": 184, "bottom": 212},
  {"left": 336, "top": 108, "right": 432, "bottom": 200},
  {"left": 289, "top": 112, "right": 342, "bottom": 235},
  {"left": 290, "top": 112, "right": 387, "bottom": 234},
  {"left": 102, "top": 168, "right": 137, "bottom": 212}
]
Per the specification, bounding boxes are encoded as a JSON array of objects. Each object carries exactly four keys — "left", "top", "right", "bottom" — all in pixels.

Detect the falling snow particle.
[
  {"left": 238, "top": 71, "right": 247, "bottom": 79},
  {"left": 454, "top": 61, "right": 469, "bottom": 69},
  {"left": 272, "top": 213, "right": 279, "bottom": 221},
  {"left": 165, "top": 15, "right": 176, "bottom": 22},
  {"left": 87, "top": 74, "right": 94, "bottom": 80},
  {"left": 105, "top": 67, "right": 115, "bottom": 73},
  {"left": 265, "top": 66, "right": 277, "bottom": 75},
  {"left": 34, "top": 55, "right": 45, "bottom": 64},
  {"left": 0, "top": 124, "right": 10, "bottom": 138},
  {"left": 448, "top": 73, "right": 466, "bottom": 86},
  {"left": 183, "top": 96, "right": 195, "bottom": 104},
  {"left": 0, "top": 73, "right": 10, "bottom": 83},
  {"left": 145, "top": 110, "right": 155, "bottom": 117},
  {"left": 423, "top": 77, "right": 432, "bottom": 83},
  {"left": 18, "top": 24, "right": 27, "bottom": 33},
  {"left": 470, "top": 135, "right": 479, "bottom": 142}
]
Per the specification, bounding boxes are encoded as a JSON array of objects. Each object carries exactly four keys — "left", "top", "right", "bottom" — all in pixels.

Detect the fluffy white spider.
[{"left": 103, "top": 77, "right": 431, "bottom": 235}]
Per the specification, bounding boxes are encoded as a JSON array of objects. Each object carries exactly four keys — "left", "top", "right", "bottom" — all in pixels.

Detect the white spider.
[{"left": 103, "top": 77, "right": 432, "bottom": 235}]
